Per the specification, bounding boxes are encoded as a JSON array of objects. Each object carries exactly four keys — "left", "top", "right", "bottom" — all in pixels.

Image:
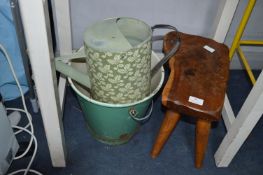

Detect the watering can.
[{"left": 55, "top": 17, "right": 180, "bottom": 104}]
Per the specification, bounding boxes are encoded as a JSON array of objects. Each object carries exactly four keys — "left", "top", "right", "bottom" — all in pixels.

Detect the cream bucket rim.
[{"left": 68, "top": 51, "right": 164, "bottom": 108}]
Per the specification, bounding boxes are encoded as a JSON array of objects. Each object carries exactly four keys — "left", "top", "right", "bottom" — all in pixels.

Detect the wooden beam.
[
  {"left": 212, "top": 0, "right": 239, "bottom": 43},
  {"left": 221, "top": 95, "right": 235, "bottom": 131},
  {"left": 19, "top": 0, "right": 66, "bottom": 167},
  {"left": 215, "top": 70, "right": 263, "bottom": 167},
  {"left": 50, "top": 0, "right": 72, "bottom": 113}
]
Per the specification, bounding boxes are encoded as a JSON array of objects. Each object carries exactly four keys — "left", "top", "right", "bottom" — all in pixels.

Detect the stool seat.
[
  {"left": 151, "top": 32, "right": 230, "bottom": 168},
  {"left": 163, "top": 32, "right": 229, "bottom": 121}
]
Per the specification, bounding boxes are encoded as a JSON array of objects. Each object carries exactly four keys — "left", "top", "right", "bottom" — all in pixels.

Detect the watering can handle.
[{"left": 150, "top": 24, "right": 180, "bottom": 77}]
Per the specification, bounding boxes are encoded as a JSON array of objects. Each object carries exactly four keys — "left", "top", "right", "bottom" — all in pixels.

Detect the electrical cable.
[
  {"left": 8, "top": 126, "right": 42, "bottom": 175},
  {"left": 0, "top": 44, "right": 34, "bottom": 160},
  {"left": 6, "top": 108, "right": 34, "bottom": 159},
  {"left": 0, "top": 44, "right": 42, "bottom": 175}
]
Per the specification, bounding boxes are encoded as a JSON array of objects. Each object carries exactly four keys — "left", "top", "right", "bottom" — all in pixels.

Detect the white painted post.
[
  {"left": 212, "top": 0, "right": 263, "bottom": 167},
  {"left": 212, "top": 0, "right": 239, "bottom": 131},
  {"left": 51, "top": 0, "right": 72, "bottom": 112},
  {"left": 213, "top": 0, "right": 240, "bottom": 43},
  {"left": 215, "top": 70, "right": 263, "bottom": 167},
  {"left": 18, "top": 0, "right": 66, "bottom": 167},
  {"left": 221, "top": 95, "right": 235, "bottom": 131}
]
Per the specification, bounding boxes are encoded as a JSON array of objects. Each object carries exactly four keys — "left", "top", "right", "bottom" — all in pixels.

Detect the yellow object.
[
  {"left": 229, "top": 0, "right": 262, "bottom": 85},
  {"left": 239, "top": 40, "right": 263, "bottom": 45},
  {"left": 237, "top": 46, "right": 256, "bottom": 84}
]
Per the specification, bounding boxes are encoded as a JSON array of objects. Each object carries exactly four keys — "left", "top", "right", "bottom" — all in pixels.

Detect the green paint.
[
  {"left": 55, "top": 17, "right": 153, "bottom": 104},
  {"left": 68, "top": 52, "right": 164, "bottom": 145}
]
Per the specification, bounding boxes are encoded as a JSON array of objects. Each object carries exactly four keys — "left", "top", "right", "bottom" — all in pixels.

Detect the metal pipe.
[
  {"left": 237, "top": 46, "right": 256, "bottom": 84},
  {"left": 239, "top": 40, "right": 263, "bottom": 45},
  {"left": 229, "top": 0, "right": 256, "bottom": 60}
]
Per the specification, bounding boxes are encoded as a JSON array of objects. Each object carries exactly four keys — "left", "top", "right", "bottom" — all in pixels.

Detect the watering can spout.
[{"left": 55, "top": 52, "right": 91, "bottom": 89}]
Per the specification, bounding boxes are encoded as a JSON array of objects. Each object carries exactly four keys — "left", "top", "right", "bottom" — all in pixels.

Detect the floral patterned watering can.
[{"left": 55, "top": 17, "right": 179, "bottom": 104}]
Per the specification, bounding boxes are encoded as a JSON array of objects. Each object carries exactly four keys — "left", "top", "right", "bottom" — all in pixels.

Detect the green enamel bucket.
[{"left": 68, "top": 51, "right": 164, "bottom": 145}]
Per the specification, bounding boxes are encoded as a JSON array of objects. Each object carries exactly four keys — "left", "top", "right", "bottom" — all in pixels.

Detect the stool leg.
[
  {"left": 151, "top": 110, "right": 181, "bottom": 158},
  {"left": 195, "top": 119, "right": 211, "bottom": 168}
]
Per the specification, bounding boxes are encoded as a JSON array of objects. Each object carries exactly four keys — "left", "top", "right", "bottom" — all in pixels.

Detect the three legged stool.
[{"left": 151, "top": 32, "right": 230, "bottom": 168}]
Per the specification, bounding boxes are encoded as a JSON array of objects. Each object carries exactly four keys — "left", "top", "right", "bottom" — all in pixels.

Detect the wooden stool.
[{"left": 151, "top": 32, "right": 230, "bottom": 168}]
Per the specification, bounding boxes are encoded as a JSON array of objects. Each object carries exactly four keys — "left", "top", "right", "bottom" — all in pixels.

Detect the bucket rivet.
[{"left": 129, "top": 108, "right": 138, "bottom": 117}]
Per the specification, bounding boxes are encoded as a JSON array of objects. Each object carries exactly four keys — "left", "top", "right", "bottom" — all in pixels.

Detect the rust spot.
[{"left": 119, "top": 133, "right": 132, "bottom": 141}]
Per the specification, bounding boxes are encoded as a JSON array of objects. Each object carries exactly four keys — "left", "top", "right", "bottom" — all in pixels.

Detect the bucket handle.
[
  {"left": 150, "top": 24, "right": 180, "bottom": 77},
  {"left": 129, "top": 101, "right": 153, "bottom": 123}
]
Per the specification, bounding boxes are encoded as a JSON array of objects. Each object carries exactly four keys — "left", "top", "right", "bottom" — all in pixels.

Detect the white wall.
[
  {"left": 69, "top": 0, "right": 223, "bottom": 49},
  {"left": 68, "top": 0, "right": 263, "bottom": 69}
]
